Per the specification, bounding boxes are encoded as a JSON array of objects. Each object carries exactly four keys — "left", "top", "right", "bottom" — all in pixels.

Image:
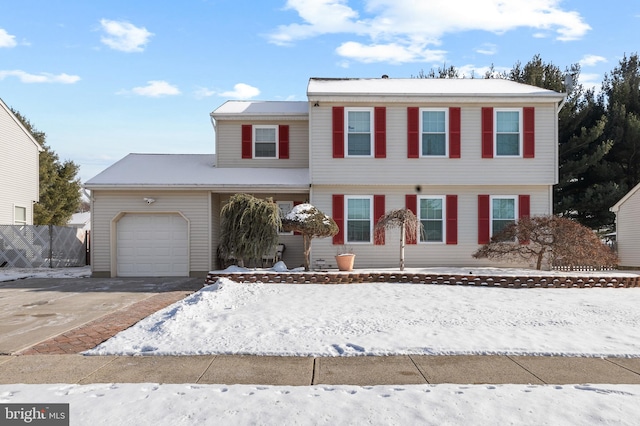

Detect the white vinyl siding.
[
  {"left": 309, "top": 103, "right": 558, "bottom": 186},
  {"left": 215, "top": 120, "right": 309, "bottom": 168},
  {"left": 0, "top": 103, "right": 40, "bottom": 225},
  {"left": 615, "top": 187, "right": 640, "bottom": 268},
  {"left": 421, "top": 109, "right": 447, "bottom": 157},
  {"left": 90, "top": 190, "right": 211, "bottom": 277},
  {"left": 310, "top": 185, "right": 551, "bottom": 269}
]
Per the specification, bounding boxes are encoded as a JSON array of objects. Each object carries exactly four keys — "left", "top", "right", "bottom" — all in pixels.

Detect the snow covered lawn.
[{"left": 87, "top": 277, "right": 640, "bottom": 357}]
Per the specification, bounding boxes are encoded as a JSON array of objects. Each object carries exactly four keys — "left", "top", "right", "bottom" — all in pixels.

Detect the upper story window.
[
  {"left": 495, "top": 109, "right": 522, "bottom": 157},
  {"left": 14, "top": 206, "right": 27, "bottom": 225},
  {"left": 346, "top": 196, "right": 372, "bottom": 243},
  {"left": 254, "top": 125, "right": 278, "bottom": 158},
  {"left": 421, "top": 109, "right": 448, "bottom": 156},
  {"left": 346, "top": 108, "right": 373, "bottom": 157},
  {"left": 491, "top": 196, "right": 517, "bottom": 237},
  {"left": 419, "top": 196, "right": 445, "bottom": 243}
]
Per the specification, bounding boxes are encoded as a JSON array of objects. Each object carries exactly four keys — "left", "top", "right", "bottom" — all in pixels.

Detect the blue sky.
[{"left": 1, "top": 0, "right": 637, "bottom": 182}]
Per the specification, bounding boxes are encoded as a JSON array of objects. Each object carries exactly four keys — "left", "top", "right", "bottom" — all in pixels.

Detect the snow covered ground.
[{"left": 2, "top": 266, "right": 640, "bottom": 425}]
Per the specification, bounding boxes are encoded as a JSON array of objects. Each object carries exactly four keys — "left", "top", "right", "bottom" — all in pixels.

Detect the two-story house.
[
  {"left": 0, "top": 98, "right": 42, "bottom": 225},
  {"left": 85, "top": 77, "right": 565, "bottom": 277}
]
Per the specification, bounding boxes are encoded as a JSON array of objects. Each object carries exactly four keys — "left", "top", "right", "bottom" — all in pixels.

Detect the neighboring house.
[
  {"left": 610, "top": 182, "right": 640, "bottom": 269},
  {"left": 0, "top": 98, "right": 42, "bottom": 225},
  {"left": 85, "top": 78, "right": 565, "bottom": 277}
]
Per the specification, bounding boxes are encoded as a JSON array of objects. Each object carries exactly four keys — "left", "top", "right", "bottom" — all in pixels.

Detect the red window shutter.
[
  {"left": 332, "top": 107, "right": 345, "bottom": 158},
  {"left": 481, "top": 107, "right": 493, "bottom": 158},
  {"left": 446, "top": 195, "right": 458, "bottom": 245},
  {"left": 332, "top": 194, "right": 344, "bottom": 245},
  {"left": 523, "top": 107, "right": 535, "bottom": 158},
  {"left": 374, "top": 195, "right": 385, "bottom": 245},
  {"left": 407, "top": 107, "right": 420, "bottom": 158},
  {"left": 478, "top": 195, "right": 490, "bottom": 244},
  {"left": 518, "top": 195, "right": 530, "bottom": 219},
  {"left": 278, "top": 125, "right": 289, "bottom": 159},
  {"left": 405, "top": 194, "right": 417, "bottom": 244},
  {"left": 241, "top": 125, "right": 252, "bottom": 159},
  {"left": 518, "top": 194, "right": 531, "bottom": 245},
  {"left": 374, "top": 107, "right": 386, "bottom": 158},
  {"left": 449, "top": 107, "right": 461, "bottom": 158}
]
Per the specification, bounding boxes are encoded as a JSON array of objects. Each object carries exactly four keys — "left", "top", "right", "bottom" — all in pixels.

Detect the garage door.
[{"left": 117, "top": 213, "right": 188, "bottom": 277}]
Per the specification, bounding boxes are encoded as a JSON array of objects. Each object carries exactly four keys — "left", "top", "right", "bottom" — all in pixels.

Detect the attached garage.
[{"left": 116, "top": 213, "right": 189, "bottom": 277}]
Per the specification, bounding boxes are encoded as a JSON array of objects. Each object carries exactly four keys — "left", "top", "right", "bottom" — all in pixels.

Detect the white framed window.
[
  {"left": 418, "top": 196, "right": 445, "bottom": 243},
  {"left": 345, "top": 108, "right": 373, "bottom": 157},
  {"left": 495, "top": 108, "right": 522, "bottom": 156},
  {"left": 346, "top": 196, "right": 373, "bottom": 243},
  {"left": 277, "top": 201, "right": 293, "bottom": 235},
  {"left": 421, "top": 108, "right": 448, "bottom": 156},
  {"left": 14, "top": 206, "right": 27, "bottom": 225},
  {"left": 254, "top": 125, "right": 278, "bottom": 158},
  {"left": 491, "top": 196, "right": 517, "bottom": 237}
]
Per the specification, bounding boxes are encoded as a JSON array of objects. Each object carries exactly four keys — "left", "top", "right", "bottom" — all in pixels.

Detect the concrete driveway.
[{"left": 0, "top": 276, "right": 202, "bottom": 354}]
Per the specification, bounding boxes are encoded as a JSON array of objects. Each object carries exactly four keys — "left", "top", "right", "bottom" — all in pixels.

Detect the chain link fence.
[{"left": 0, "top": 225, "right": 88, "bottom": 268}]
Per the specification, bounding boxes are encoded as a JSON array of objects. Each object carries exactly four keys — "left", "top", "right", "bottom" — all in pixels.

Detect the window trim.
[
  {"left": 277, "top": 201, "right": 294, "bottom": 235},
  {"left": 253, "top": 125, "right": 279, "bottom": 159},
  {"left": 494, "top": 108, "right": 523, "bottom": 157},
  {"left": 418, "top": 195, "right": 446, "bottom": 244},
  {"left": 14, "top": 205, "right": 27, "bottom": 225},
  {"left": 420, "top": 108, "right": 449, "bottom": 157},
  {"left": 490, "top": 195, "right": 518, "bottom": 238},
  {"left": 344, "top": 108, "right": 374, "bottom": 158},
  {"left": 345, "top": 195, "right": 373, "bottom": 244}
]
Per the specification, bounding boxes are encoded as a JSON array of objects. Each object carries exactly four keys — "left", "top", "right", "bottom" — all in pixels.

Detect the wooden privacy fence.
[{"left": 0, "top": 225, "right": 88, "bottom": 268}]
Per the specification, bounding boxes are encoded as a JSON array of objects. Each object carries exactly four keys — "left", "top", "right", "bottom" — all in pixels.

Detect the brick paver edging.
[
  {"left": 16, "top": 290, "right": 193, "bottom": 355},
  {"left": 206, "top": 272, "right": 640, "bottom": 288}
]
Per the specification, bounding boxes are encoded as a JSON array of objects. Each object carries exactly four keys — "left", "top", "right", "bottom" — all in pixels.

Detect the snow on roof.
[
  {"left": 307, "top": 77, "right": 565, "bottom": 99},
  {"left": 212, "top": 101, "right": 308, "bottom": 117},
  {"left": 84, "top": 154, "right": 309, "bottom": 190}
]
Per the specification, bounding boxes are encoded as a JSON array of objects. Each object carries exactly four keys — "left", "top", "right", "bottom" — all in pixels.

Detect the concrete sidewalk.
[{"left": 1, "top": 354, "right": 640, "bottom": 386}]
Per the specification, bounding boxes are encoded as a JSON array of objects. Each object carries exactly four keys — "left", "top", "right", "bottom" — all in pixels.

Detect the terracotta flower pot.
[{"left": 335, "top": 254, "right": 355, "bottom": 271}]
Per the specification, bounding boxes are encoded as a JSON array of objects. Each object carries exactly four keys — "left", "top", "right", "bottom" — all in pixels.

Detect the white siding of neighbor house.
[
  {"left": 215, "top": 119, "right": 309, "bottom": 168},
  {"left": 615, "top": 188, "right": 640, "bottom": 268},
  {"left": 90, "top": 190, "right": 211, "bottom": 277},
  {"left": 309, "top": 185, "right": 553, "bottom": 269},
  {"left": 309, "top": 103, "right": 558, "bottom": 186},
  {"left": 0, "top": 104, "right": 40, "bottom": 225}
]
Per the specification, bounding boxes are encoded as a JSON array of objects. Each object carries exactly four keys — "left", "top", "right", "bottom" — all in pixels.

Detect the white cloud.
[
  {"left": 336, "top": 41, "right": 446, "bottom": 64},
  {"left": 580, "top": 54, "right": 607, "bottom": 67},
  {"left": 0, "top": 70, "right": 80, "bottom": 83},
  {"left": 129, "top": 80, "right": 181, "bottom": 97},
  {"left": 219, "top": 83, "right": 261, "bottom": 99},
  {"left": 268, "top": 0, "right": 591, "bottom": 63},
  {"left": 0, "top": 28, "right": 17, "bottom": 48},
  {"left": 475, "top": 43, "right": 497, "bottom": 56},
  {"left": 100, "top": 19, "right": 153, "bottom": 52}
]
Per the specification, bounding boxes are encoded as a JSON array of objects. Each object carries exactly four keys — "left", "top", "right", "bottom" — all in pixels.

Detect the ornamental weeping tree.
[
  {"left": 472, "top": 215, "right": 618, "bottom": 270},
  {"left": 219, "top": 193, "right": 281, "bottom": 268},
  {"left": 281, "top": 203, "right": 338, "bottom": 271},
  {"left": 374, "top": 208, "right": 422, "bottom": 271}
]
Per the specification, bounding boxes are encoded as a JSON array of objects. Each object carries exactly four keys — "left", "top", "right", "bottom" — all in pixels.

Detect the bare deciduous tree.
[
  {"left": 281, "top": 203, "right": 338, "bottom": 271},
  {"left": 473, "top": 215, "right": 618, "bottom": 270},
  {"left": 374, "top": 208, "right": 423, "bottom": 271}
]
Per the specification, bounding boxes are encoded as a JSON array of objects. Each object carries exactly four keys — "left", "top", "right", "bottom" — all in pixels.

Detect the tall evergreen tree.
[{"left": 10, "top": 108, "right": 81, "bottom": 225}]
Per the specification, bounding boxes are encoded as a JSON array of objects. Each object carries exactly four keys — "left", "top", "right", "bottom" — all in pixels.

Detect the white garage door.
[{"left": 117, "top": 213, "right": 188, "bottom": 277}]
